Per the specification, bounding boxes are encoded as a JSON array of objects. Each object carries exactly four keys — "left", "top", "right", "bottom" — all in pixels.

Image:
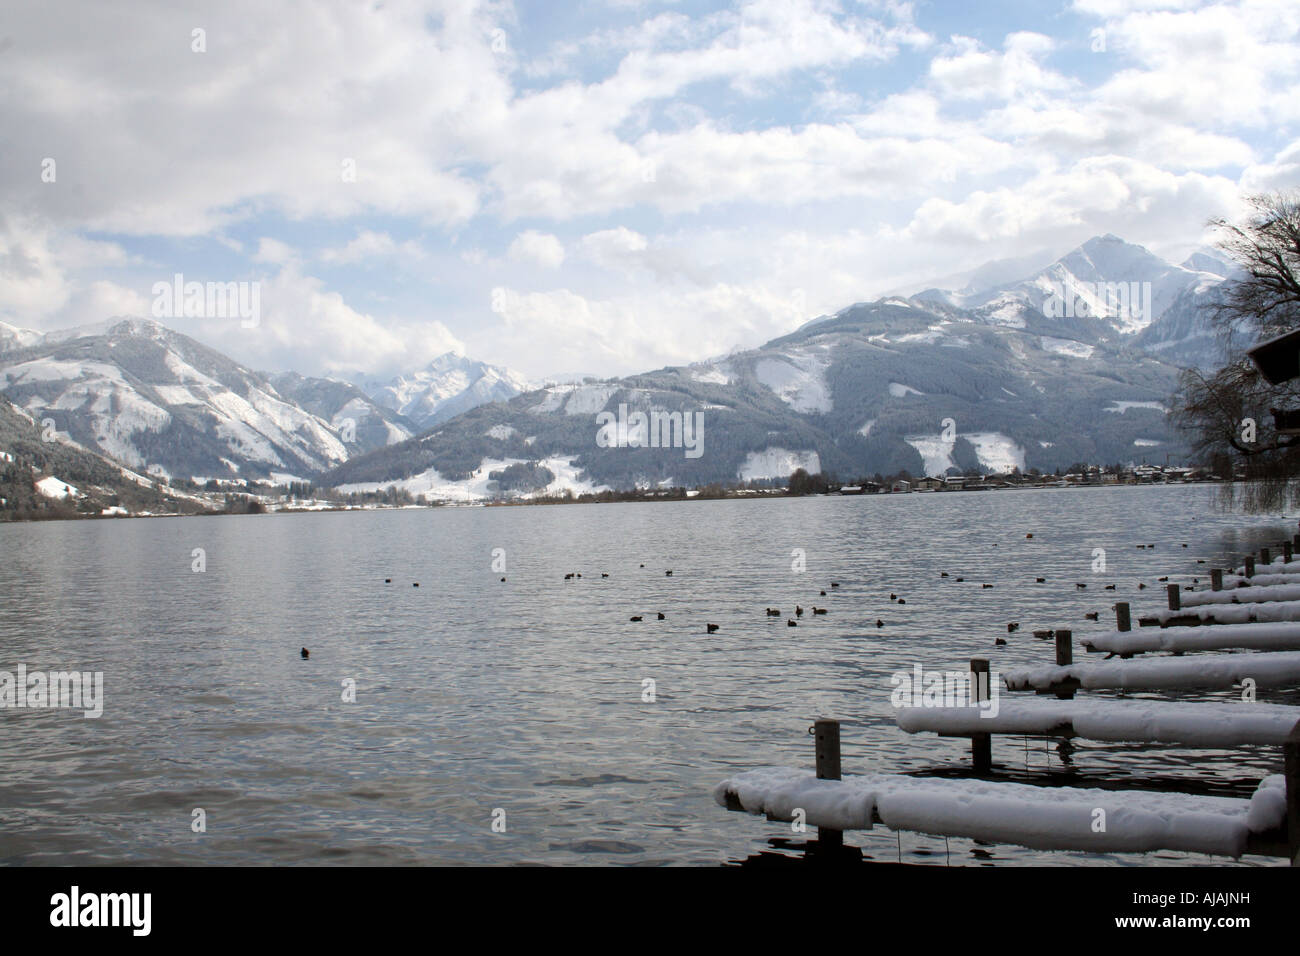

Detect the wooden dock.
[{"left": 716, "top": 536, "right": 1300, "bottom": 864}]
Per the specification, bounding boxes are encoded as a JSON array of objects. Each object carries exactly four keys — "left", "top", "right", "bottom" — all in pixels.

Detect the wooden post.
[
  {"left": 1115, "top": 602, "right": 1131, "bottom": 632},
  {"left": 1261, "top": 547, "right": 1271, "bottom": 567},
  {"left": 813, "top": 718, "right": 842, "bottom": 851},
  {"left": 1286, "top": 542, "right": 1294, "bottom": 563},
  {"left": 970, "top": 659, "right": 991, "bottom": 773},
  {"left": 1054, "top": 629, "right": 1074, "bottom": 700},
  {"left": 1211, "top": 569, "right": 1223, "bottom": 592},
  {"left": 1286, "top": 719, "right": 1300, "bottom": 867},
  {"left": 1167, "top": 583, "right": 1181, "bottom": 611},
  {"left": 1246, "top": 555, "right": 1256, "bottom": 578},
  {"left": 1293, "top": 532, "right": 1300, "bottom": 550}
]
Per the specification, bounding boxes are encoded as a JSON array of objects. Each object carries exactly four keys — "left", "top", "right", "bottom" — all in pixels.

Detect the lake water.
[{"left": 0, "top": 484, "right": 1295, "bottom": 866}]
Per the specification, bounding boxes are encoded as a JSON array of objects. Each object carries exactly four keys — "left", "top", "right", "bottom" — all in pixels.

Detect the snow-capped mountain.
[
  {"left": 325, "top": 234, "right": 1225, "bottom": 500},
  {"left": 0, "top": 396, "right": 209, "bottom": 517},
  {"left": 350, "top": 353, "right": 532, "bottom": 430},
  {"left": 266, "top": 371, "right": 415, "bottom": 451},
  {"left": 0, "top": 235, "right": 1241, "bottom": 497},
  {"left": 1181, "top": 249, "right": 1236, "bottom": 279},
  {"left": 916, "top": 235, "right": 1226, "bottom": 346},
  {"left": 0, "top": 318, "right": 385, "bottom": 481},
  {"left": 0, "top": 321, "right": 44, "bottom": 353}
]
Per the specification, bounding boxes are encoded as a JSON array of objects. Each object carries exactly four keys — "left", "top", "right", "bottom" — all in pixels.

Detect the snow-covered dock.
[
  {"left": 1139, "top": 598, "right": 1300, "bottom": 627},
  {"left": 714, "top": 768, "right": 1288, "bottom": 859},
  {"left": 894, "top": 699, "right": 1300, "bottom": 747},
  {"left": 1236, "top": 557, "right": 1300, "bottom": 576},
  {"left": 1001, "top": 651, "right": 1300, "bottom": 692},
  {"left": 715, "top": 535, "right": 1300, "bottom": 864},
  {"left": 1222, "top": 572, "right": 1300, "bottom": 588},
  {"left": 1081, "top": 621, "right": 1300, "bottom": 655},
  {"left": 1182, "top": 582, "right": 1300, "bottom": 607}
]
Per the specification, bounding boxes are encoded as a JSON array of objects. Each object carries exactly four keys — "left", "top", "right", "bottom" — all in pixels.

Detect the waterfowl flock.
[{"left": 354, "top": 530, "right": 1226, "bottom": 663}]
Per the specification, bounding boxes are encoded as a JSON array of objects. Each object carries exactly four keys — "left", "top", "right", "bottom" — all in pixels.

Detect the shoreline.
[{"left": 0, "top": 475, "right": 1242, "bottom": 525}]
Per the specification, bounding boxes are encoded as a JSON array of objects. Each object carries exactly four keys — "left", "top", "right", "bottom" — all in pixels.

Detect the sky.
[{"left": 2, "top": 0, "right": 1299, "bottom": 382}]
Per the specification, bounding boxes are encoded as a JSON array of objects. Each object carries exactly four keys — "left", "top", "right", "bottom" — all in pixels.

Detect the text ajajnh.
[{"left": 595, "top": 404, "right": 704, "bottom": 459}]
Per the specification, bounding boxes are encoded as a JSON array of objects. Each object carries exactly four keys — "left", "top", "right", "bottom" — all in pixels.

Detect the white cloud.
[
  {"left": 320, "top": 230, "right": 427, "bottom": 266},
  {"left": 1084, "top": 1, "right": 1300, "bottom": 128},
  {"left": 0, "top": 217, "right": 133, "bottom": 324},
  {"left": 576, "top": 227, "right": 648, "bottom": 272},
  {"left": 1, "top": 0, "right": 495, "bottom": 235},
  {"left": 507, "top": 231, "right": 566, "bottom": 269},
  {"left": 4, "top": 0, "right": 1298, "bottom": 385},
  {"left": 930, "top": 32, "right": 1072, "bottom": 102},
  {"left": 903, "top": 156, "right": 1241, "bottom": 245},
  {"left": 485, "top": 281, "right": 813, "bottom": 377},
  {"left": 1241, "top": 139, "right": 1300, "bottom": 193},
  {"left": 201, "top": 263, "right": 464, "bottom": 378},
  {"left": 254, "top": 238, "right": 297, "bottom": 266}
]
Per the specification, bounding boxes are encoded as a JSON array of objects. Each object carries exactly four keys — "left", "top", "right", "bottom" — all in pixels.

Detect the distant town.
[{"left": 0, "top": 456, "right": 1225, "bottom": 523}]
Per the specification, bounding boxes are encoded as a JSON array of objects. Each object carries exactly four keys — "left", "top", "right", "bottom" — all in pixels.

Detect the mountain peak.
[
  {"left": 425, "top": 350, "right": 476, "bottom": 373},
  {"left": 0, "top": 320, "right": 45, "bottom": 353},
  {"left": 1068, "top": 234, "right": 1162, "bottom": 270}
]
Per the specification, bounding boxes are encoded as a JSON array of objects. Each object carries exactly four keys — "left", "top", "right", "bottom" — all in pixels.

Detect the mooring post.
[
  {"left": 812, "top": 718, "right": 842, "bottom": 851},
  {"left": 1054, "top": 629, "right": 1074, "bottom": 700},
  {"left": 1285, "top": 541, "right": 1294, "bottom": 564},
  {"left": 1293, "top": 532, "right": 1300, "bottom": 551},
  {"left": 1262, "top": 547, "right": 1272, "bottom": 568},
  {"left": 970, "top": 658, "right": 991, "bottom": 773},
  {"left": 1167, "top": 583, "right": 1181, "bottom": 611},
  {"left": 1115, "top": 602, "right": 1131, "bottom": 632},
  {"left": 1211, "top": 569, "right": 1223, "bottom": 592},
  {"left": 1246, "top": 555, "right": 1256, "bottom": 578},
  {"left": 1286, "top": 719, "right": 1300, "bottom": 867}
]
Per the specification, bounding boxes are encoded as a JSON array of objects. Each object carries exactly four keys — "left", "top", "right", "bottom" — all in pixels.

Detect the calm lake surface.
[{"left": 1, "top": 484, "right": 1296, "bottom": 866}]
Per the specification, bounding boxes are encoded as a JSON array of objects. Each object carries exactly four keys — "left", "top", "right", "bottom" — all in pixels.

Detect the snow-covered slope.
[
  {"left": 267, "top": 371, "right": 415, "bottom": 451},
  {"left": 0, "top": 318, "right": 355, "bottom": 480},
  {"left": 919, "top": 235, "right": 1227, "bottom": 351},
  {"left": 0, "top": 321, "right": 44, "bottom": 353}
]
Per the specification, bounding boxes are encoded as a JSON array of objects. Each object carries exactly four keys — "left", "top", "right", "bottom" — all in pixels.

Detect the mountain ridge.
[{"left": 0, "top": 234, "right": 1236, "bottom": 497}]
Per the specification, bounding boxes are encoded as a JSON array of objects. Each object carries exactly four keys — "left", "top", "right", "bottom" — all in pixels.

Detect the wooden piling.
[
  {"left": 1286, "top": 542, "right": 1294, "bottom": 563},
  {"left": 1293, "top": 532, "right": 1300, "bottom": 550},
  {"left": 970, "top": 658, "right": 991, "bottom": 773},
  {"left": 1262, "top": 547, "right": 1271, "bottom": 567},
  {"left": 1287, "top": 719, "right": 1300, "bottom": 867},
  {"left": 1054, "top": 629, "right": 1074, "bottom": 700},
  {"left": 812, "top": 718, "right": 842, "bottom": 850},
  {"left": 1167, "top": 583, "right": 1181, "bottom": 611},
  {"left": 1211, "top": 569, "right": 1223, "bottom": 592},
  {"left": 1115, "top": 602, "right": 1131, "bottom": 632},
  {"left": 1246, "top": 555, "right": 1256, "bottom": 578}
]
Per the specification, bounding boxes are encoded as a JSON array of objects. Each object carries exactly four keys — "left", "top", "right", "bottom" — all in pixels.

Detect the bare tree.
[
  {"left": 1210, "top": 192, "right": 1300, "bottom": 337},
  {"left": 1174, "top": 190, "right": 1300, "bottom": 510}
]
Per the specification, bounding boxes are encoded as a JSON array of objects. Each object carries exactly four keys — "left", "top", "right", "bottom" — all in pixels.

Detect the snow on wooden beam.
[
  {"left": 894, "top": 699, "right": 1300, "bottom": 747},
  {"left": 1183, "top": 583, "right": 1300, "bottom": 607},
  {"left": 1082, "top": 621, "right": 1300, "bottom": 655},
  {"left": 1139, "top": 599, "right": 1300, "bottom": 627},
  {"left": 1222, "top": 572, "right": 1300, "bottom": 588},
  {"left": 714, "top": 767, "right": 1287, "bottom": 858},
  {"left": 1001, "top": 651, "right": 1300, "bottom": 692},
  {"left": 1234, "top": 557, "right": 1300, "bottom": 576}
]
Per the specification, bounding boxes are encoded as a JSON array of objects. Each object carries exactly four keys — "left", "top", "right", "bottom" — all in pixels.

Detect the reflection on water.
[{"left": 0, "top": 484, "right": 1294, "bottom": 865}]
